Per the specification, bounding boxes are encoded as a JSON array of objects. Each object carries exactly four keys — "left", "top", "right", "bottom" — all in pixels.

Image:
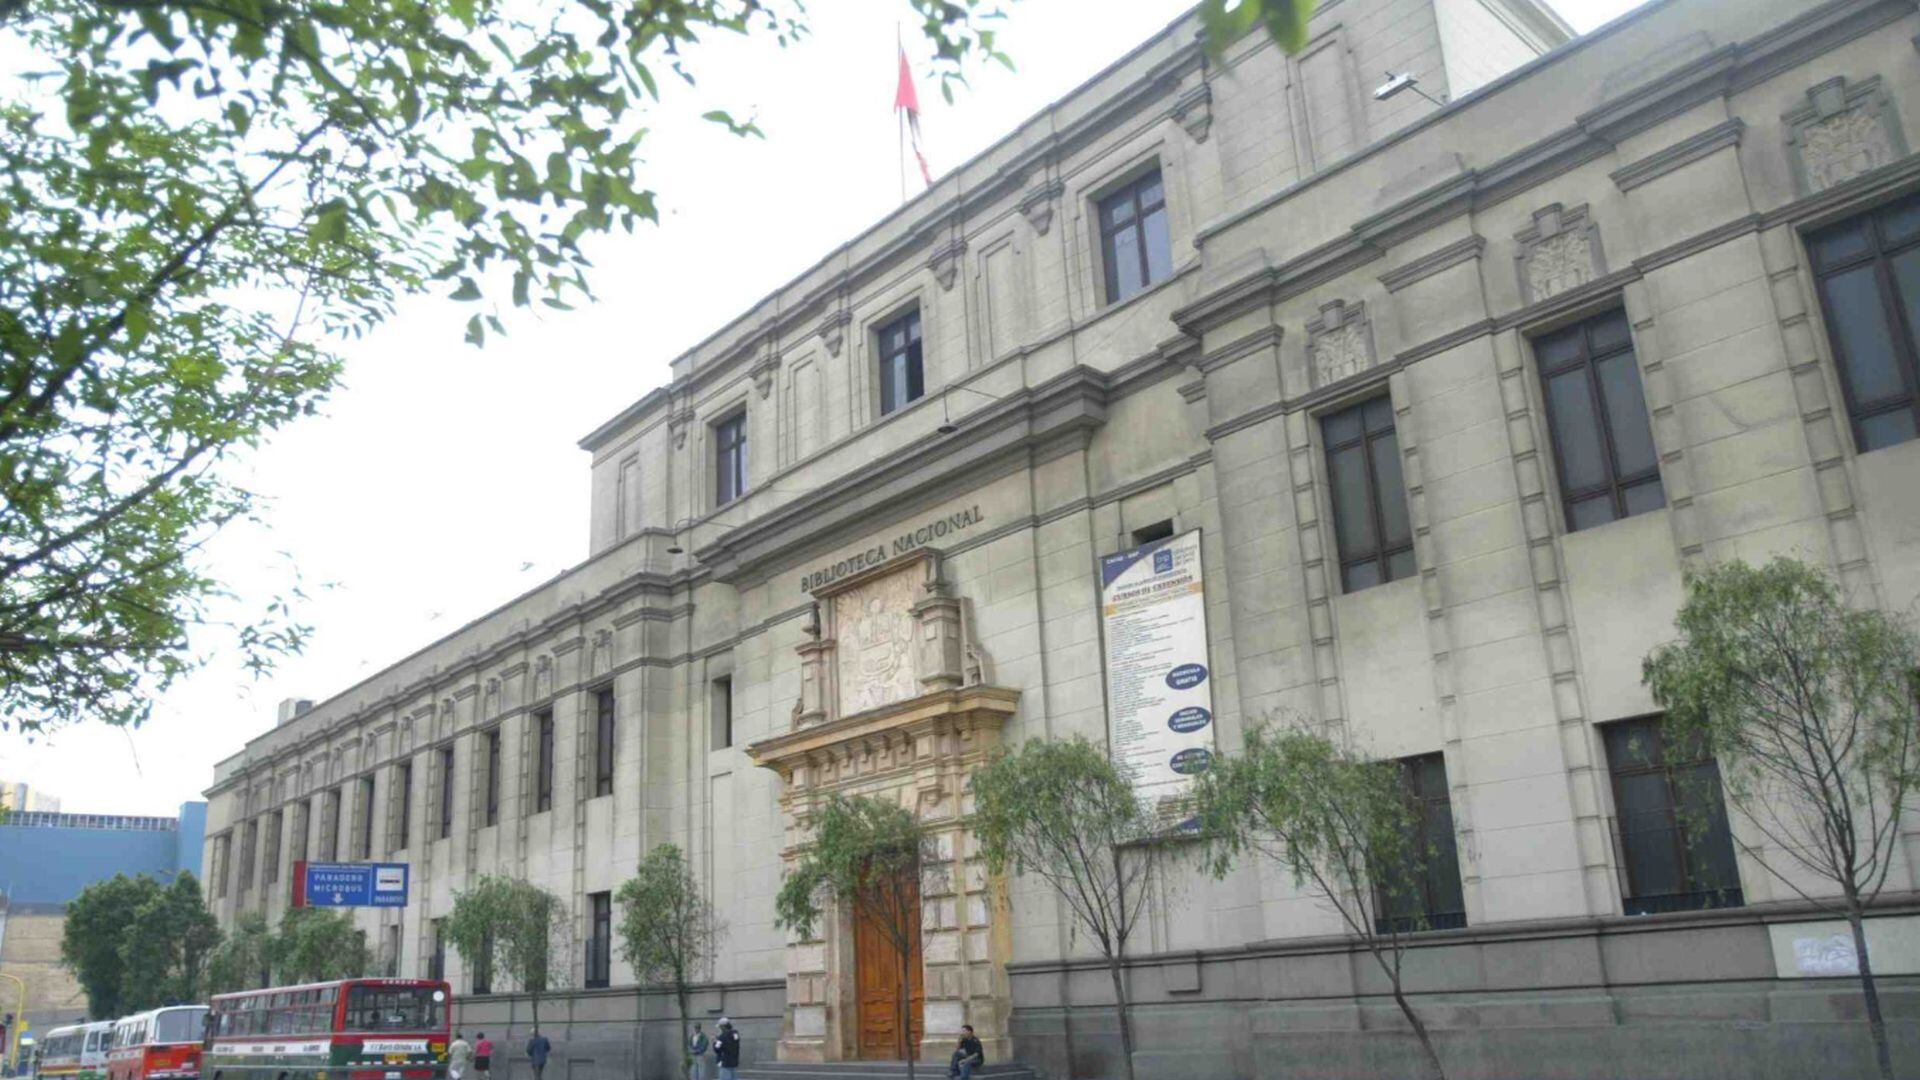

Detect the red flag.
[{"left": 894, "top": 45, "right": 932, "bottom": 187}]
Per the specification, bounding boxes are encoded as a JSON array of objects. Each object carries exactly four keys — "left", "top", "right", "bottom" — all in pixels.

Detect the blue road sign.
[{"left": 304, "top": 862, "right": 409, "bottom": 908}]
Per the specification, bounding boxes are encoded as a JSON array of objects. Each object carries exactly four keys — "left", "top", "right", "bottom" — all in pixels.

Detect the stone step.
[{"left": 734, "top": 1063, "right": 1038, "bottom": 1080}]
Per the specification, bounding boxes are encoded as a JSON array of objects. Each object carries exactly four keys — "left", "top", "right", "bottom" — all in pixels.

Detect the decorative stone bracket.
[
  {"left": 817, "top": 309, "right": 852, "bottom": 357},
  {"left": 1018, "top": 179, "right": 1062, "bottom": 236},
  {"left": 928, "top": 238, "right": 969, "bottom": 292},
  {"left": 1173, "top": 82, "right": 1213, "bottom": 143}
]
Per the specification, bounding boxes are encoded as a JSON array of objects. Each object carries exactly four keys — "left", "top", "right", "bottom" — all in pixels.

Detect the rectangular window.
[
  {"left": 876, "top": 309, "right": 925, "bottom": 416},
  {"left": 394, "top": 762, "right": 413, "bottom": 852},
  {"left": 358, "top": 776, "right": 376, "bottom": 860},
  {"left": 1374, "top": 754, "right": 1466, "bottom": 933},
  {"left": 586, "top": 891, "right": 612, "bottom": 989},
  {"left": 214, "top": 834, "right": 232, "bottom": 899},
  {"left": 382, "top": 924, "right": 402, "bottom": 978},
  {"left": 1321, "top": 396, "right": 1414, "bottom": 592},
  {"left": 712, "top": 676, "right": 734, "bottom": 750},
  {"left": 1602, "top": 717, "right": 1744, "bottom": 915},
  {"left": 429, "top": 919, "right": 446, "bottom": 982},
  {"left": 239, "top": 819, "right": 257, "bottom": 893},
  {"left": 325, "top": 787, "right": 343, "bottom": 861},
  {"left": 594, "top": 687, "right": 616, "bottom": 798},
  {"left": 534, "top": 709, "right": 555, "bottom": 814},
  {"left": 472, "top": 930, "right": 493, "bottom": 995},
  {"left": 715, "top": 412, "right": 748, "bottom": 506},
  {"left": 1534, "top": 309, "right": 1664, "bottom": 531},
  {"left": 264, "top": 810, "right": 284, "bottom": 886},
  {"left": 1098, "top": 168, "right": 1173, "bottom": 304},
  {"left": 484, "top": 729, "right": 501, "bottom": 827},
  {"left": 1807, "top": 192, "right": 1920, "bottom": 452},
  {"left": 1131, "top": 519, "right": 1175, "bottom": 546},
  {"left": 438, "top": 746, "right": 455, "bottom": 840}
]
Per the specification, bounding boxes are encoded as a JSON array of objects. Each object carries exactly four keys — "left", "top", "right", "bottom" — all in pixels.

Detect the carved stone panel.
[
  {"left": 1514, "top": 203, "right": 1606, "bottom": 305},
  {"left": 833, "top": 567, "right": 921, "bottom": 715},
  {"left": 1785, "top": 76, "right": 1907, "bottom": 195},
  {"left": 1306, "top": 298, "right": 1374, "bottom": 387}
]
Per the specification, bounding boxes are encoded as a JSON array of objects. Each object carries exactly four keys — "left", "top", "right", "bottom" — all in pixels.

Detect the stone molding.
[
  {"left": 1378, "top": 234, "right": 1486, "bottom": 293},
  {"left": 1609, "top": 118, "right": 1746, "bottom": 191}
]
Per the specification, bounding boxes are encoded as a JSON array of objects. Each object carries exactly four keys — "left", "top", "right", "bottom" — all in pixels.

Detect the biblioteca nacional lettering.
[{"left": 205, "top": 0, "right": 1920, "bottom": 1077}]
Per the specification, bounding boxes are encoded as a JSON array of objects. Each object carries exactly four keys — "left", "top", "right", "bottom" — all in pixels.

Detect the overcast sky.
[{"left": 1, "top": 0, "right": 1646, "bottom": 817}]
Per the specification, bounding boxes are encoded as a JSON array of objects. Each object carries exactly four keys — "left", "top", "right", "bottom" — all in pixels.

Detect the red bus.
[
  {"left": 107, "top": 1007, "right": 208, "bottom": 1080},
  {"left": 204, "top": 979, "right": 451, "bottom": 1080}
]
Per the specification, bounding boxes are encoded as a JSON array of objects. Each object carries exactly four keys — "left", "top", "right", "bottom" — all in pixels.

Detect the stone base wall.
[
  {"left": 1008, "top": 905, "right": 1920, "bottom": 1080},
  {"left": 451, "top": 980, "right": 782, "bottom": 1080}
]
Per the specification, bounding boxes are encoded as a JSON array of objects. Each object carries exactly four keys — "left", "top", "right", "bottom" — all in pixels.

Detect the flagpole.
[{"left": 896, "top": 24, "right": 907, "bottom": 204}]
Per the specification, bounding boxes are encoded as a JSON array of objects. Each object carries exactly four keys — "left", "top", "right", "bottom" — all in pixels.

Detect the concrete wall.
[
  {"left": 0, "top": 906, "right": 90, "bottom": 1046},
  {"left": 0, "top": 804, "right": 205, "bottom": 906}
]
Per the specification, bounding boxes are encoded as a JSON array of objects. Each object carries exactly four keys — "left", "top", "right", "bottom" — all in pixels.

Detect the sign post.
[
  {"left": 300, "top": 862, "right": 411, "bottom": 908},
  {"left": 1097, "top": 529, "right": 1215, "bottom": 824}
]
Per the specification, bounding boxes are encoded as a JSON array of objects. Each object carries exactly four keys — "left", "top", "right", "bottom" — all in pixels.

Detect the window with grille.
[
  {"left": 1373, "top": 754, "right": 1467, "bottom": 933},
  {"left": 1806, "top": 192, "right": 1920, "bottom": 452},
  {"left": 715, "top": 412, "right": 748, "bottom": 506},
  {"left": 586, "top": 891, "right": 612, "bottom": 989},
  {"left": 1533, "top": 309, "right": 1664, "bottom": 532},
  {"left": 484, "top": 729, "right": 501, "bottom": 827},
  {"left": 534, "top": 709, "right": 555, "bottom": 814},
  {"left": 1602, "top": 717, "right": 1743, "bottom": 915},
  {"left": 1098, "top": 168, "right": 1173, "bottom": 304},
  {"left": 876, "top": 309, "right": 924, "bottom": 416},
  {"left": 1321, "top": 396, "right": 1414, "bottom": 592},
  {"left": 594, "top": 687, "right": 616, "bottom": 798}
]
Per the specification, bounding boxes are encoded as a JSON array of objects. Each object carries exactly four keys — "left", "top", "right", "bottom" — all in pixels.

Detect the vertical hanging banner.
[{"left": 1098, "top": 529, "right": 1214, "bottom": 819}]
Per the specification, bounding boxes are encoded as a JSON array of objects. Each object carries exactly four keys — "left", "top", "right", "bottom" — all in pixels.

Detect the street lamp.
[{"left": 1372, "top": 71, "right": 1445, "bottom": 107}]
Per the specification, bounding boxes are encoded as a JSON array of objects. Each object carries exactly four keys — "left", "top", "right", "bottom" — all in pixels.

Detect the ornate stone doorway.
[
  {"left": 749, "top": 549, "right": 1018, "bottom": 1065},
  {"left": 855, "top": 869, "right": 924, "bottom": 1060}
]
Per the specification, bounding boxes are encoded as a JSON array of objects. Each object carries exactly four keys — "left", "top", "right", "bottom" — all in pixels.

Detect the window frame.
[
  {"left": 1531, "top": 308, "right": 1665, "bottom": 532},
  {"left": 1805, "top": 194, "right": 1920, "bottom": 453},
  {"left": 357, "top": 776, "right": 376, "bottom": 860},
  {"left": 712, "top": 676, "right": 734, "bottom": 751},
  {"left": 1601, "top": 716, "right": 1745, "bottom": 916},
  {"left": 534, "top": 708, "right": 555, "bottom": 814},
  {"left": 438, "top": 746, "right": 455, "bottom": 840},
  {"left": 394, "top": 760, "right": 413, "bottom": 852},
  {"left": 713, "top": 410, "right": 748, "bottom": 507},
  {"left": 585, "top": 891, "right": 612, "bottom": 989},
  {"left": 264, "top": 809, "right": 283, "bottom": 886},
  {"left": 1372, "top": 753, "right": 1467, "bottom": 934},
  {"left": 483, "top": 728, "right": 501, "bottom": 827},
  {"left": 1319, "top": 394, "right": 1415, "bottom": 593},
  {"left": 1096, "top": 166, "right": 1173, "bottom": 305},
  {"left": 593, "top": 686, "right": 616, "bottom": 798},
  {"left": 875, "top": 307, "right": 925, "bottom": 417}
]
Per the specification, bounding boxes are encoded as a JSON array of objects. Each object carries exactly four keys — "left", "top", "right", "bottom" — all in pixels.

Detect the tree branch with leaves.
[
  {"left": 617, "top": 843, "right": 723, "bottom": 1080},
  {"left": 445, "top": 875, "right": 574, "bottom": 1030},
  {"left": 1643, "top": 557, "right": 1920, "bottom": 1080}
]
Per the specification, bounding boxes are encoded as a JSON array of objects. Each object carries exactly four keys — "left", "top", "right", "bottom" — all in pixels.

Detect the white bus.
[{"left": 34, "top": 1021, "right": 113, "bottom": 1080}]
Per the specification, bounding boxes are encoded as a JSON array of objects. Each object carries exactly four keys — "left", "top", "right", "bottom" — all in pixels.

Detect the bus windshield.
[
  {"left": 343, "top": 986, "right": 445, "bottom": 1032},
  {"left": 152, "top": 1009, "right": 205, "bottom": 1045}
]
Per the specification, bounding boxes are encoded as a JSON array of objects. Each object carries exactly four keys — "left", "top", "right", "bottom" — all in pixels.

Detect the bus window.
[{"left": 343, "top": 985, "right": 445, "bottom": 1032}]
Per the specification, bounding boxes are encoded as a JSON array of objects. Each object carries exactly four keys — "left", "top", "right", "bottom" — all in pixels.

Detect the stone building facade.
[{"left": 204, "top": 0, "right": 1920, "bottom": 1075}]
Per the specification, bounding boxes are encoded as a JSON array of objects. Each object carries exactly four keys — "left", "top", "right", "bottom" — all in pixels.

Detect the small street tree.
[
  {"left": 775, "top": 794, "right": 938, "bottom": 1080},
  {"left": 273, "top": 907, "right": 373, "bottom": 984},
  {"left": 616, "top": 843, "right": 722, "bottom": 1080},
  {"left": 1643, "top": 557, "right": 1920, "bottom": 1080},
  {"left": 445, "top": 876, "right": 574, "bottom": 1029},
  {"left": 207, "top": 911, "right": 275, "bottom": 994},
  {"left": 1195, "top": 719, "right": 1450, "bottom": 1080},
  {"left": 968, "top": 736, "right": 1171, "bottom": 1080}
]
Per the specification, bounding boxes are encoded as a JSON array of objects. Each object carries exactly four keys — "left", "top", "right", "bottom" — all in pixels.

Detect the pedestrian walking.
[
  {"left": 712, "top": 1019, "right": 740, "bottom": 1080},
  {"left": 686, "top": 1024, "right": 710, "bottom": 1080},
  {"left": 947, "top": 1025, "right": 985, "bottom": 1080},
  {"left": 525, "top": 1030, "right": 552, "bottom": 1080},
  {"left": 448, "top": 1032, "right": 473, "bottom": 1080},
  {"left": 473, "top": 1033, "right": 493, "bottom": 1080}
]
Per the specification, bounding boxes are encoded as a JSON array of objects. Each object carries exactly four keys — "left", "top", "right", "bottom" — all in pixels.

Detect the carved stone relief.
[
  {"left": 1305, "top": 298, "right": 1374, "bottom": 387},
  {"left": 1514, "top": 203, "right": 1606, "bottom": 304},
  {"left": 590, "top": 628, "right": 613, "bottom": 677},
  {"left": 1784, "top": 76, "right": 1907, "bottom": 194},
  {"left": 833, "top": 568, "right": 921, "bottom": 714}
]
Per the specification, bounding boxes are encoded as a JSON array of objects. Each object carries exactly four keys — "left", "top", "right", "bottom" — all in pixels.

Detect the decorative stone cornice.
[
  {"left": 1610, "top": 118, "right": 1746, "bottom": 191},
  {"left": 927, "top": 237, "right": 969, "bottom": 292},
  {"left": 815, "top": 308, "right": 851, "bottom": 357},
  {"left": 746, "top": 684, "right": 1020, "bottom": 784}
]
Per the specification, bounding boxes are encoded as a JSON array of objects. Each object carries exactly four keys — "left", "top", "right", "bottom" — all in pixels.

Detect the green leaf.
[{"left": 450, "top": 277, "right": 483, "bottom": 302}]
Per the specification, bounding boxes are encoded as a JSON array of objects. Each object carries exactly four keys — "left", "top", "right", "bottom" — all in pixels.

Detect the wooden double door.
[{"left": 854, "top": 872, "right": 924, "bottom": 1060}]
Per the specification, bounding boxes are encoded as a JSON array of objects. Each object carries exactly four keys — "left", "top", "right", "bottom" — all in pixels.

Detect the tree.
[
  {"left": 775, "top": 794, "right": 938, "bottom": 1079},
  {"left": 63, "top": 874, "right": 153, "bottom": 1016},
  {"left": 1199, "top": 0, "right": 1319, "bottom": 53},
  {"left": 616, "top": 843, "right": 722, "bottom": 1080},
  {"left": 118, "top": 872, "right": 223, "bottom": 1009},
  {"left": 272, "top": 906, "right": 372, "bottom": 984},
  {"left": 968, "top": 736, "right": 1174, "bottom": 1080},
  {"left": 207, "top": 911, "right": 276, "bottom": 995},
  {"left": 1195, "top": 719, "right": 1451, "bottom": 1080},
  {"left": 445, "top": 876, "right": 573, "bottom": 1029},
  {"left": 1643, "top": 557, "right": 1920, "bottom": 1080},
  {"left": 0, "top": 0, "right": 1013, "bottom": 733}
]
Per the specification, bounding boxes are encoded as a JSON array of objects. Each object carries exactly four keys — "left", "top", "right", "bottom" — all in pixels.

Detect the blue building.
[{"left": 0, "top": 802, "right": 206, "bottom": 905}]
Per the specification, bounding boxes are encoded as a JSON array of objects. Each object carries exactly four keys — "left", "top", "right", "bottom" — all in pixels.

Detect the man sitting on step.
[{"left": 948, "top": 1025, "right": 985, "bottom": 1080}]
